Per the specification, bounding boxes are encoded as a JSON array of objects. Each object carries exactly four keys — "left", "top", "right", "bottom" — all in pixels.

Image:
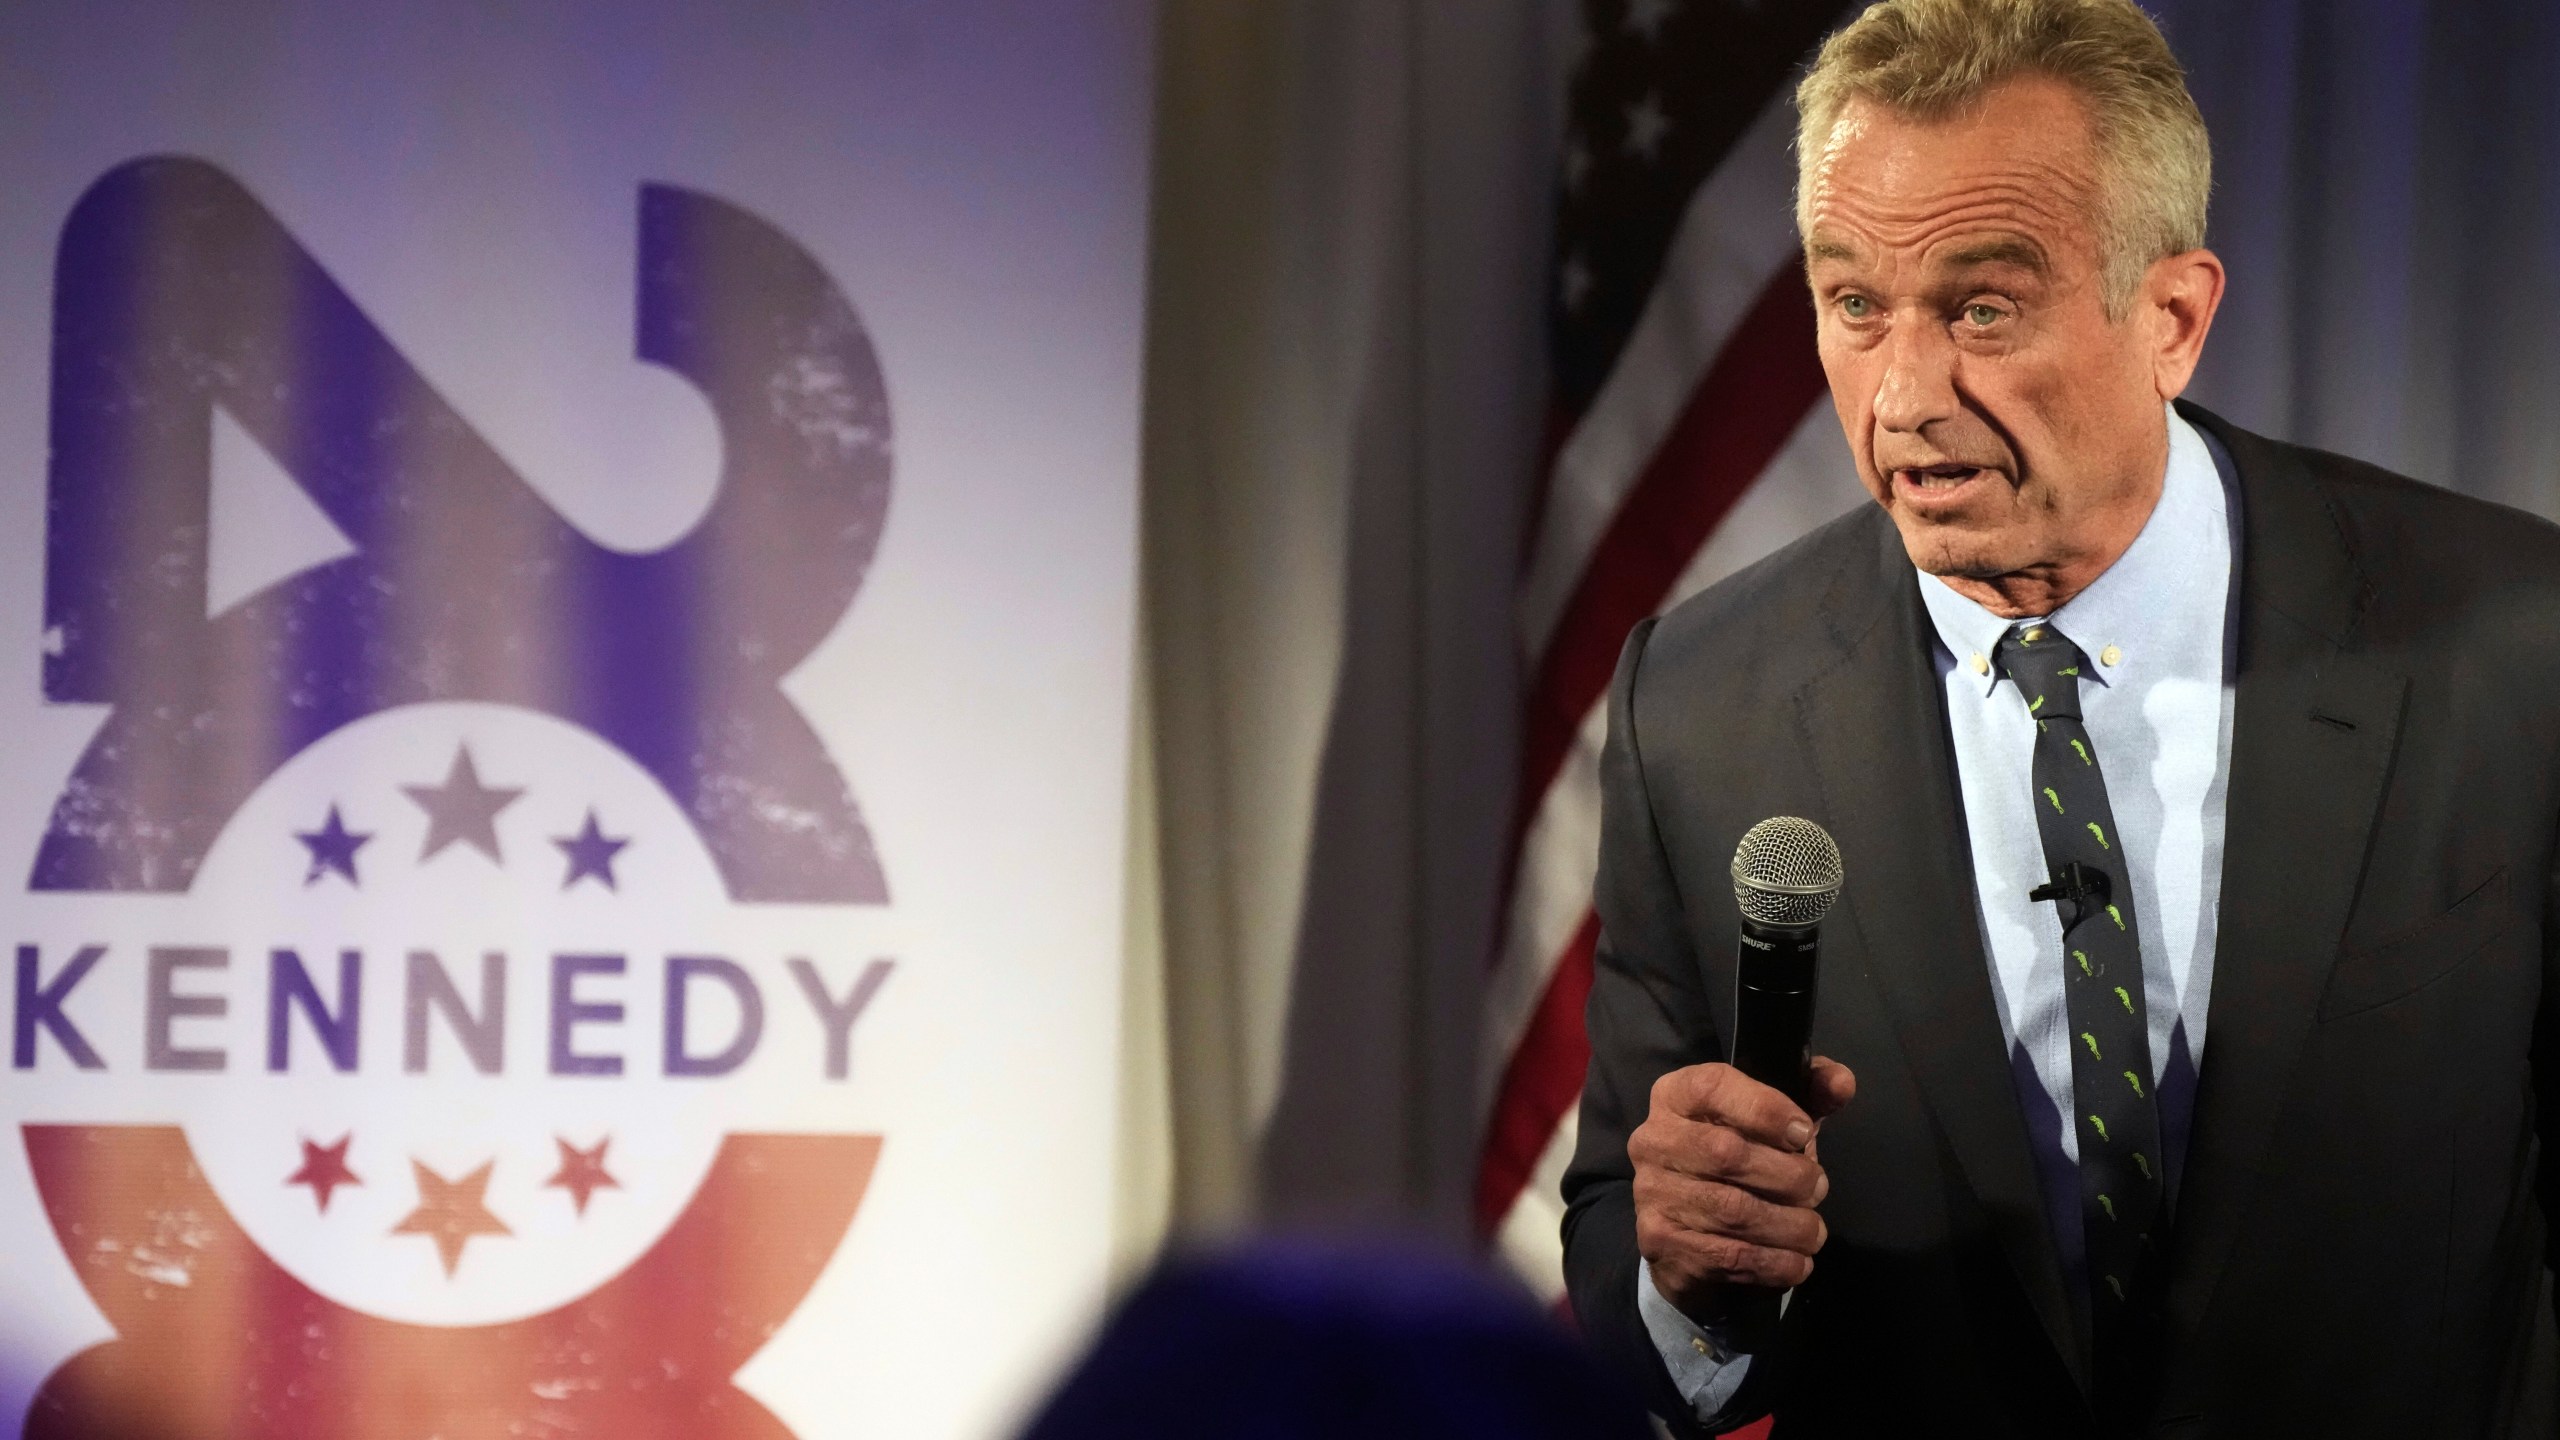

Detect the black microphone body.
[
  {"left": 1731, "top": 917, "right": 1819, "bottom": 1110},
  {"left": 1715, "top": 816, "right": 1843, "bottom": 1349}
]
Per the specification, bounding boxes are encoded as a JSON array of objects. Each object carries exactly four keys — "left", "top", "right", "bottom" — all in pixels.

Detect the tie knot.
[{"left": 1995, "top": 623, "right": 2089, "bottom": 719}]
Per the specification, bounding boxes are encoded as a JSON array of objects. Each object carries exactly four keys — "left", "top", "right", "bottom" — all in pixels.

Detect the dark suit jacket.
[{"left": 1561, "top": 403, "right": 2560, "bottom": 1437}]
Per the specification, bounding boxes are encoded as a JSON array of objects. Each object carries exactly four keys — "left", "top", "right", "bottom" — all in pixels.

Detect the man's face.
[{"left": 1802, "top": 76, "right": 2203, "bottom": 602}]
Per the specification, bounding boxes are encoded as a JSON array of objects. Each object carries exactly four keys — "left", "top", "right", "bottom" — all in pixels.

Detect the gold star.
[{"left": 392, "top": 1159, "right": 510, "bottom": 1276}]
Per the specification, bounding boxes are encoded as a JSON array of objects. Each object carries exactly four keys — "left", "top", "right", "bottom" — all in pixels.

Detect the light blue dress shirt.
[{"left": 1639, "top": 407, "right": 2241, "bottom": 1422}]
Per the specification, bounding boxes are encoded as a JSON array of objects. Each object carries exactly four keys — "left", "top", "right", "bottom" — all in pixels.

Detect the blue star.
[
  {"left": 296, "top": 805, "right": 371, "bottom": 887},
  {"left": 554, "top": 809, "right": 630, "bottom": 891}
]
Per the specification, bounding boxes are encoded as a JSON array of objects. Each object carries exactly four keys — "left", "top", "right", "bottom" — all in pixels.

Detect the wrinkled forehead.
[{"left": 1801, "top": 80, "right": 2106, "bottom": 274}]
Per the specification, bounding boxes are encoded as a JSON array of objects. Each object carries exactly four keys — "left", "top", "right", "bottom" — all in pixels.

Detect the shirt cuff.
[{"left": 1636, "top": 1257, "right": 1758, "bottom": 1421}]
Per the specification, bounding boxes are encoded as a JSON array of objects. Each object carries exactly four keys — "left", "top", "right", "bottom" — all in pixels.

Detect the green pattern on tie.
[{"left": 1996, "top": 622, "right": 2165, "bottom": 1361}]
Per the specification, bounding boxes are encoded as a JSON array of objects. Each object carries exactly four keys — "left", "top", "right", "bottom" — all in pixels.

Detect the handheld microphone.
[
  {"left": 1721, "top": 817, "right": 1844, "bottom": 1336},
  {"left": 1728, "top": 817, "right": 1844, "bottom": 1116}
]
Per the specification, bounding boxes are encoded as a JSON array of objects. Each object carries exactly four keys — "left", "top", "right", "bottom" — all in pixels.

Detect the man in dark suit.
[{"left": 1560, "top": 1, "right": 2560, "bottom": 1435}]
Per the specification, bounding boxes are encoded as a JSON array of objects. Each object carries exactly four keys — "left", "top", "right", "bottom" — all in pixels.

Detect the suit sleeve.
[
  {"left": 2540, "top": 842, "right": 2560, "bottom": 1327},
  {"left": 1560, "top": 618, "right": 1772, "bottom": 1435}
]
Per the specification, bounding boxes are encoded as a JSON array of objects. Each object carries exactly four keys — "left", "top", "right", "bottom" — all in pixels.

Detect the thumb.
[{"left": 1806, "top": 1055, "right": 1857, "bottom": 1121}]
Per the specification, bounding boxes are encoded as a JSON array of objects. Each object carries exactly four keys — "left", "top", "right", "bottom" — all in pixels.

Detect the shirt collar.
[{"left": 1915, "top": 405, "right": 2230, "bottom": 696}]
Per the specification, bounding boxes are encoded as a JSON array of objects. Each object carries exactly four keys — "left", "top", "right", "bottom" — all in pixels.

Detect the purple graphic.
[
  {"left": 556, "top": 810, "right": 632, "bottom": 891},
  {"left": 35, "top": 157, "right": 892, "bottom": 903},
  {"left": 295, "top": 805, "right": 371, "bottom": 887}
]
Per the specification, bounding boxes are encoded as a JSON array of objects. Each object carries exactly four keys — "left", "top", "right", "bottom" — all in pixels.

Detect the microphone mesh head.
[{"left": 1730, "top": 816, "right": 1845, "bottom": 929}]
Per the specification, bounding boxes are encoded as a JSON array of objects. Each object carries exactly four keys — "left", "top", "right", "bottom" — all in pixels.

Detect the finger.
[
  {"left": 1806, "top": 1056, "right": 1858, "bottom": 1121},
  {"left": 1655, "top": 1063, "right": 1815, "bottom": 1152},
  {"left": 1632, "top": 1112, "right": 1827, "bottom": 1205},
  {"left": 1643, "top": 1173, "right": 1827, "bottom": 1255},
  {"left": 1646, "top": 1225, "right": 1818, "bottom": 1292}
]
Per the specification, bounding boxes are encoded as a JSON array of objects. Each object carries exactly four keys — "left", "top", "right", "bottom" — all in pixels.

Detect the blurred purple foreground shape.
[{"left": 1018, "top": 1241, "right": 1653, "bottom": 1440}]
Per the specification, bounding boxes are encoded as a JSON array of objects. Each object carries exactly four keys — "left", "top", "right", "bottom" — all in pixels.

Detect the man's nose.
[{"left": 1873, "top": 315, "right": 1959, "bottom": 434}]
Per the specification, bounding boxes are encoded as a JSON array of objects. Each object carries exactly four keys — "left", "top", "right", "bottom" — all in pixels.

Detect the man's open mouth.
[{"left": 1893, "top": 463, "right": 1992, "bottom": 498}]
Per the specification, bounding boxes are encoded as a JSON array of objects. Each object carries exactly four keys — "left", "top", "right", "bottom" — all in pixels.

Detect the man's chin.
[
  {"left": 1888, "top": 513, "right": 2021, "bottom": 582},
  {"left": 1921, "top": 553, "right": 2020, "bottom": 582}
]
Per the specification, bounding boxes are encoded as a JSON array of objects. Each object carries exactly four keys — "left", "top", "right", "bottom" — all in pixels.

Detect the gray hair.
[{"left": 1795, "top": 0, "right": 2212, "bottom": 316}]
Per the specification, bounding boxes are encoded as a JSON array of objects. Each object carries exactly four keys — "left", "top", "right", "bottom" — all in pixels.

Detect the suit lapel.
[
  {"left": 2157, "top": 406, "right": 2408, "bottom": 1380},
  {"left": 1795, "top": 517, "right": 2089, "bottom": 1394}
]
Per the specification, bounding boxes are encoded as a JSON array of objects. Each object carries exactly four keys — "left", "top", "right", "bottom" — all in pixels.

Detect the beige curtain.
[{"left": 1117, "top": 0, "right": 1571, "bottom": 1268}]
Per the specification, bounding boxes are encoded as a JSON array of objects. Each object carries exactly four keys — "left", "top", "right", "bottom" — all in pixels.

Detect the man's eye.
[
  {"left": 1965, "top": 303, "right": 2003, "bottom": 327},
  {"left": 1839, "top": 294, "right": 1872, "bottom": 319}
]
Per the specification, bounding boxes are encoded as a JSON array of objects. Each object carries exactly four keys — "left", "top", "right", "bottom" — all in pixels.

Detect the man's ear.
[{"left": 2146, "top": 248, "right": 2225, "bottom": 400}]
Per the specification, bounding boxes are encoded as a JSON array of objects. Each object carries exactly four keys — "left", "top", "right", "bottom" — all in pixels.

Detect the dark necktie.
[{"left": 1995, "top": 622, "right": 2164, "bottom": 1358}]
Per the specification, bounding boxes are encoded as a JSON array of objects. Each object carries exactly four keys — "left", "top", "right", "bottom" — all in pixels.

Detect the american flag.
[{"left": 1476, "top": 0, "right": 1855, "bottom": 1313}]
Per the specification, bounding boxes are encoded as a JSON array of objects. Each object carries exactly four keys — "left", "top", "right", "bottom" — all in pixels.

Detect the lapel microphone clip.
[{"left": 2028, "top": 859, "right": 2110, "bottom": 915}]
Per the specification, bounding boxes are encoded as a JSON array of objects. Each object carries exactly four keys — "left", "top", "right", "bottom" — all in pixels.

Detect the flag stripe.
[
  {"left": 1516, "top": 265, "right": 1829, "bottom": 828},
  {"left": 1482, "top": 697, "right": 1605, "bottom": 1096},
  {"left": 1518, "top": 91, "right": 1801, "bottom": 661},
  {"left": 1494, "top": 1104, "right": 1582, "bottom": 1301},
  {"left": 1475, "top": 908, "right": 1601, "bottom": 1235}
]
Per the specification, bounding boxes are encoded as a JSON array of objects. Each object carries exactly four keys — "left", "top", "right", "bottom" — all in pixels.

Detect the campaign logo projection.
[{"left": 12, "top": 157, "right": 900, "bottom": 1439}]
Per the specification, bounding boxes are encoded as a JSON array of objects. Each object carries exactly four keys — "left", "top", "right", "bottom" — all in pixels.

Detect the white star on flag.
[
  {"left": 1559, "top": 256, "right": 1596, "bottom": 313},
  {"left": 1625, "top": 0, "right": 1680, "bottom": 41},
  {"left": 1623, "top": 94, "right": 1672, "bottom": 160},
  {"left": 1562, "top": 140, "right": 1593, "bottom": 193}
]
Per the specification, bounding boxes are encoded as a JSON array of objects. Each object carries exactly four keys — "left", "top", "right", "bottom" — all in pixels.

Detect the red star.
[
  {"left": 285, "top": 1134, "right": 361, "bottom": 1213},
  {"left": 545, "top": 1135, "right": 620, "bottom": 1217},
  {"left": 392, "top": 1160, "right": 511, "bottom": 1276}
]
